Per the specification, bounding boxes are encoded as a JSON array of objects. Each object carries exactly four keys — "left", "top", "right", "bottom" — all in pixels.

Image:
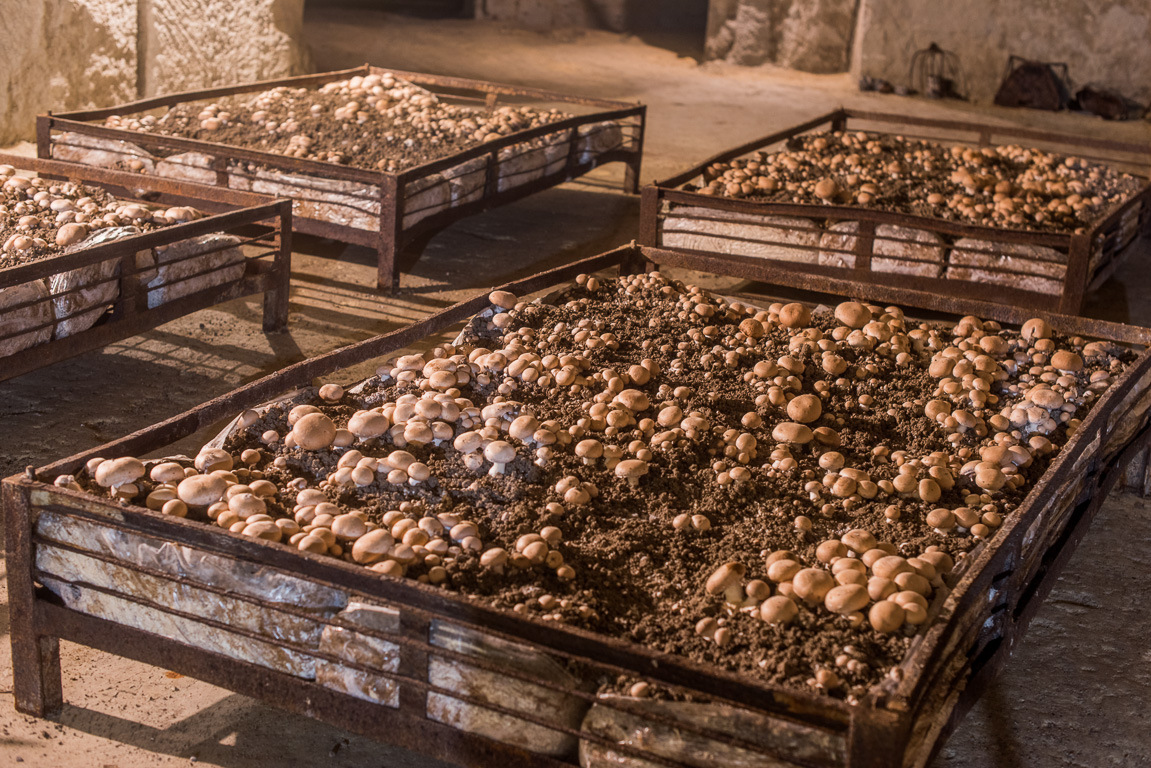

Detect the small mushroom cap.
[
  {"left": 348, "top": 410, "right": 390, "bottom": 438},
  {"left": 792, "top": 568, "right": 835, "bottom": 603},
  {"left": 841, "top": 529, "right": 877, "bottom": 554},
  {"left": 332, "top": 513, "right": 369, "bottom": 540},
  {"left": 195, "top": 447, "right": 234, "bottom": 473},
  {"left": 615, "top": 458, "right": 649, "bottom": 479},
  {"left": 484, "top": 440, "right": 516, "bottom": 464},
  {"left": 177, "top": 474, "right": 229, "bottom": 507},
  {"left": 1021, "top": 317, "right": 1053, "bottom": 342},
  {"left": 352, "top": 529, "right": 395, "bottom": 564},
  {"left": 778, "top": 303, "right": 811, "bottom": 329},
  {"left": 772, "top": 422, "right": 814, "bottom": 444},
  {"left": 1050, "top": 350, "right": 1084, "bottom": 372},
  {"left": 95, "top": 457, "right": 146, "bottom": 488},
  {"left": 228, "top": 492, "right": 266, "bottom": 519},
  {"left": 387, "top": 450, "right": 416, "bottom": 470},
  {"left": 760, "top": 595, "right": 799, "bottom": 625},
  {"left": 705, "top": 561, "right": 746, "bottom": 595},
  {"left": 824, "top": 583, "right": 869, "bottom": 615},
  {"left": 453, "top": 431, "right": 483, "bottom": 454},
  {"left": 294, "top": 412, "right": 337, "bottom": 450},
  {"left": 575, "top": 439, "right": 604, "bottom": 458},
  {"left": 786, "top": 394, "right": 822, "bottom": 424},
  {"left": 739, "top": 318, "right": 766, "bottom": 339},
  {"left": 480, "top": 547, "right": 509, "bottom": 569},
  {"left": 488, "top": 290, "right": 517, "bottom": 310},
  {"left": 834, "top": 301, "right": 872, "bottom": 329},
  {"left": 869, "top": 600, "right": 905, "bottom": 633},
  {"left": 149, "top": 461, "right": 186, "bottom": 484},
  {"left": 814, "top": 178, "right": 839, "bottom": 200},
  {"left": 508, "top": 414, "right": 540, "bottom": 440},
  {"left": 615, "top": 389, "right": 650, "bottom": 411},
  {"left": 55, "top": 222, "right": 89, "bottom": 247},
  {"left": 318, "top": 383, "right": 344, "bottom": 401},
  {"left": 871, "top": 555, "right": 913, "bottom": 580}
]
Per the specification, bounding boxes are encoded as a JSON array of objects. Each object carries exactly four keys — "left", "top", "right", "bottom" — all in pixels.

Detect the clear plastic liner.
[
  {"left": 143, "top": 233, "right": 246, "bottom": 308},
  {"left": 39, "top": 575, "right": 317, "bottom": 677},
  {"left": 579, "top": 696, "right": 847, "bottom": 768},
  {"left": 426, "top": 619, "right": 592, "bottom": 757},
  {"left": 819, "top": 221, "right": 946, "bottom": 277},
  {"left": 496, "top": 129, "right": 572, "bottom": 193},
  {"left": 0, "top": 278, "right": 53, "bottom": 355},
  {"left": 229, "top": 166, "right": 382, "bottom": 231},
  {"left": 946, "top": 237, "right": 1066, "bottom": 295},
  {"left": 661, "top": 206, "right": 821, "bottom": 264},
  {"left": 575, "top": 121, "right": 625, "bottom": 166},
  {"left": 36, "top": 544, "right": 326, "bottom": 650},
  {"left": 155, "top": 151, "right": 220, "bottom": 185},
  {"left": 35, "top": 509, "right": 349, "bottom": 613},
  {"left": 315, "top": 601, "right": 402, "bottom": 708},
  {"left": 50, "top": 132, "right": 156, "bottom": 174},
  {"left": 49, "top": 226, "right": 144, "bottom": 339}
]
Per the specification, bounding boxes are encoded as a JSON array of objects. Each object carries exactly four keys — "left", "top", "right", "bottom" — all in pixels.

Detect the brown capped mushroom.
[
  {"left": 705, "top": 561, "right": 746, "bottom": 605},
  {"left": 95, "top": 457, "right": 146, "bottom": 488},
  {"left": 615, "top": 459, "right": 649, "bottom": 487},
  {"left": 484, "top": 441, "right": 516, "bottom": 475},
  {"left": 760, "top": 595, "right": 799, "bottom": 625},
  {"left": 489, "top": 290, "right": 517, "bottom": 310},
  {"left": 786, "top": 394, "right": 822, "bottom": 424},
  {"left": 294, "top": 412, "right": 337, "bottom": 450}
]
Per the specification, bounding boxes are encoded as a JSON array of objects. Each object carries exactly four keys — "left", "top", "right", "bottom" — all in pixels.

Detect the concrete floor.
[{"left": 3, "top": 8, "right": 1151, "bottom": 767}]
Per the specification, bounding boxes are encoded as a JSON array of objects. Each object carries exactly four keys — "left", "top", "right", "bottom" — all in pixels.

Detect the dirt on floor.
[{"left": 2, "top": 7, "right": 1151, "bottom": 768}]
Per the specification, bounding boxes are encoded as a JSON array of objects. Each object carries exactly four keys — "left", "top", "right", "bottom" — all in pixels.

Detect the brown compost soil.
[
  {"left": 75, "top": 273, "right": 1133, "bottom": 702},
  {"left": 104, "top": 72, "right": 571, "bottom": 174},
  {"left": 685, "top": 130, "right": 1144, "bottom": 235}
]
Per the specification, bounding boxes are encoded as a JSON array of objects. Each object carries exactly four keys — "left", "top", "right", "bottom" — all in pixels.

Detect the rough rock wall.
[
  {"left": 140, "top": 0, "right": 311, "bottom": 97},
  {"left": 0, "top": 0, "right": 309, "bottom": 144},
  {"left": 0, "top": 0, "right": 137, "bottom": 145},
  {"left": 852, "top": 0, "right": 1151, "bottom": 105},
  {"left": 704, "top": 0, "right": 858, "bottom": 73}
]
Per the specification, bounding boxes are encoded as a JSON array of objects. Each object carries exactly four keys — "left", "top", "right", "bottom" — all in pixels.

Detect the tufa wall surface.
[
  {"left": 140, "top": 0, "right": 310, "bottom": 97},
  {"left": 852, "top": 0, "right": 1151, "bottom": 105},
  {"left": 705, "top": 0, "right": 857, "bottom": 73},
  {"left": 0, "top": 0, "right": 309, "bottom": 145},
  {"left": 1, "top": 0, "right": 138, "bottom": 145}
]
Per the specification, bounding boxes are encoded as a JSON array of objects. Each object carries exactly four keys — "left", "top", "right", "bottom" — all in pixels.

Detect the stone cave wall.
[
  {"left": 1, "top": 0, "right": 310, "bottom": 145},
  {"left": 852, "top": 0, "right": 1151, "bottom": 105},
  {"left": 705, "top": 0, "right": 858, "bottom": 73}
]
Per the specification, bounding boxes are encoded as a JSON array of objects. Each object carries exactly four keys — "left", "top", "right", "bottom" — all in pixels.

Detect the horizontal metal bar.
[{"left": 0, "top": 151, "right": 281, "bottom": 211}]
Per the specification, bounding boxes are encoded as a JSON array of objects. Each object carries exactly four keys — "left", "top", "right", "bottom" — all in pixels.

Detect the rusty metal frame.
[
  {"left": 39, "top": 64, "right": 646, "bottom": 293},
  {"left": 6, "top": 244, "right": 1151, "bottom": 768},
  {"left": 0, "top": 154, "right": 292, "bottom": 383},
  {"left": 639, "top": 108, "right": 1151, "bottom": 316}
]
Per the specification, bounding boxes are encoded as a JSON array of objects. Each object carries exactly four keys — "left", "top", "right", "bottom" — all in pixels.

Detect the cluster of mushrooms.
[
  {"left": 69, "top": 272, "right": 1129, "bottom": 695},
  {"left": 103, "top": 71, "right": 570, "bottom": 173},
  {"left": 0, "top": 164, "right": 202, "bottom": 260},
  {"left": 692, "top": 131, "right": 1140, "bottom": 234}
]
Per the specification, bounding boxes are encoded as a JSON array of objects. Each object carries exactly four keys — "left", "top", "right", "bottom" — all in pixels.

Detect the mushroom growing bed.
[
  {"left": 0, "top": 154, "right": 291, "bottom": 381},
  {"left": 640, "top": 109, "right": 1151, "bottom": 315},
  {"left": 9, "top": 245, "right": 1151, "bottom": 768},
  {"left": 39, "top": 65, "right": 646, "bottom": 292}
]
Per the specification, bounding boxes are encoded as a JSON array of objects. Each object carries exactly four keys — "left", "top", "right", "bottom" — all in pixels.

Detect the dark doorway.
[
  {"left": 305, "top": 0, "right": 472, "bottom": 18},
  {"left": 625, "top": 0, "right": 710, "bottom": 60}
]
